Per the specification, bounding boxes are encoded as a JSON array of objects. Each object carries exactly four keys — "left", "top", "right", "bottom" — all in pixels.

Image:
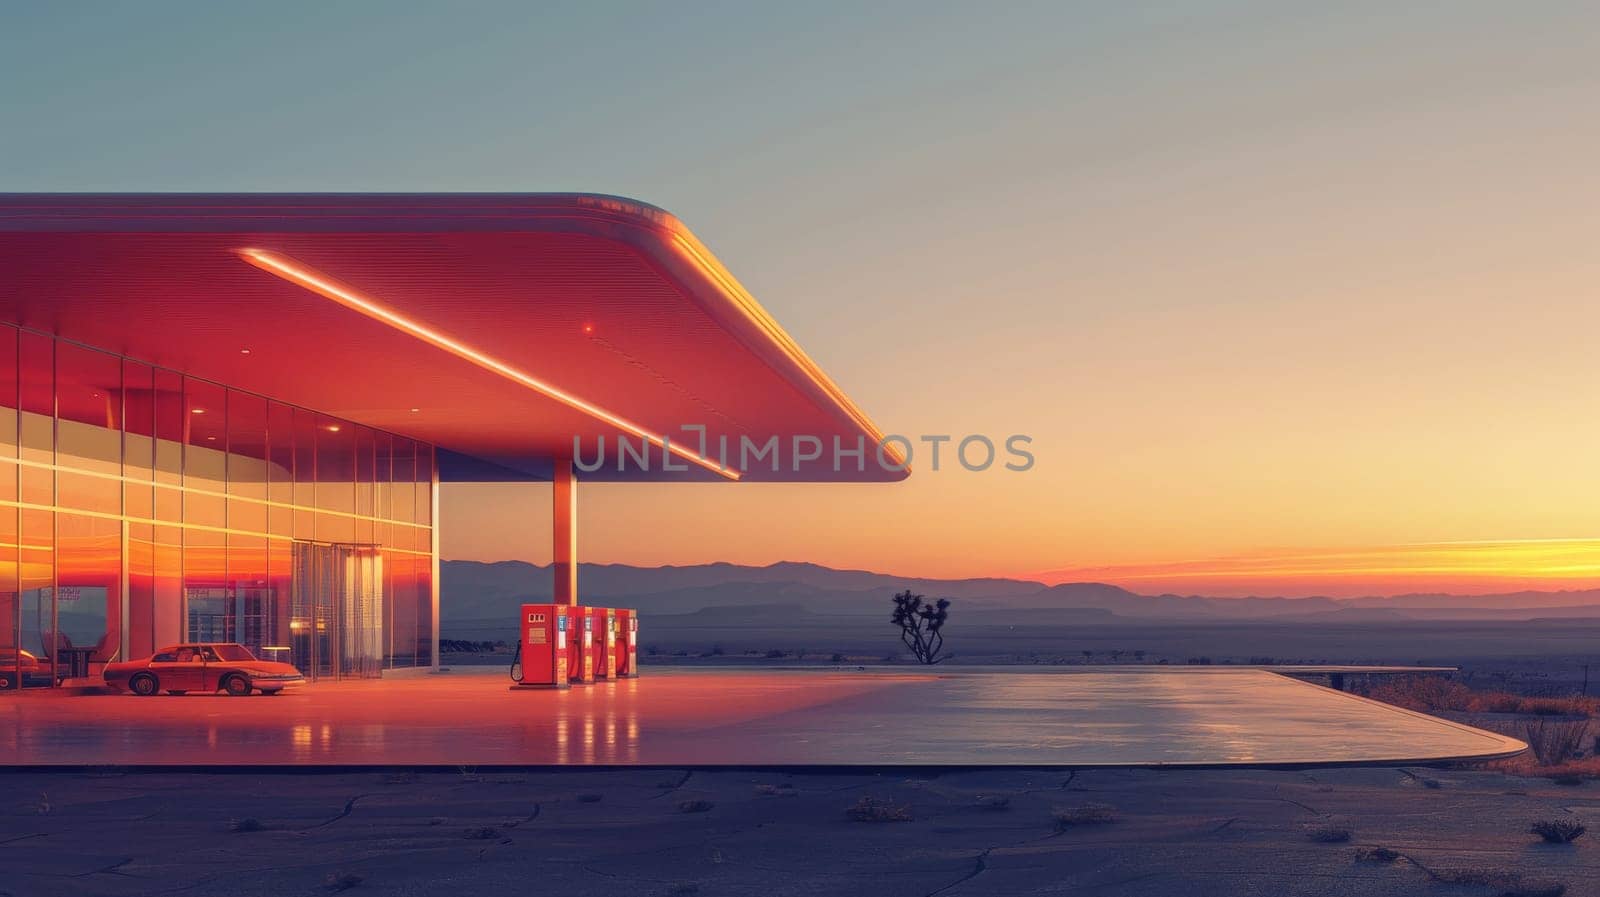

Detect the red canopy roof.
[{"left": 0, "top": 194, "right": 906, "bottom": 483}]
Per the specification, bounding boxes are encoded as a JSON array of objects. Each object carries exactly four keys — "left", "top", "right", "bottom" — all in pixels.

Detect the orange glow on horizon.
[
  {"left": 1035, "top": 538, "right": 1600, "bottom": 598},
  {"left": 236, "top": 248, "right": 740, "bottom": 482}
]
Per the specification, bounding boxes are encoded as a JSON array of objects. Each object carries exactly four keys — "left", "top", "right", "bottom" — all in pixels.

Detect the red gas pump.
[
  {"left": 510, "top": 603, "right": 569, "bottom": 689},
  {"left": 594, "top": 607, "right": 618, "bottom": 680},
  {"left": 615, "top": 607, "right": 638, "bottom": 678},
  {"left": 568, "top": 605, "right": 597, "bottom": 685}
]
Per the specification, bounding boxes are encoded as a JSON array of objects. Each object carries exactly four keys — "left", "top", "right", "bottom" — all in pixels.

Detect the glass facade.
[{"left": 0, "top": 324, "right": 435, "bottom": 689}]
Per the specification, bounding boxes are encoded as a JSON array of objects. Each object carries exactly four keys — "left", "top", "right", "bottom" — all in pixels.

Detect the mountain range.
[{"left": 441, "top": 559, "right": 1600, "bottom": 634}]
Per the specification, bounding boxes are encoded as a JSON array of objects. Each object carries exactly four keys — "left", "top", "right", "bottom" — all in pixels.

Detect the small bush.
[
  {"left": 847, "top": 796, "right": 911, "bottom": 822},
  {"left": 1052, "top": 803, "right": 1116, "bottom": 829},
  {"left": 1526, "top": 720, "right": 1589, "bottom": 766},
  {"left": 1355, "top": 846, "right": 1400, "bottom": 863},
  {"left": 576, "top": 793, "right": 602, "bottom": 803},
  {"left": 380, "top": 770, "right": 418, "bottom": 785},
  {"left": 754, "top": 783, "right": 796, "bottom": 796},
  {"left": 1530, "top": 819, "right": 1586, "bottom": 844},
  {"left": 325, "top": 871, "right": 364, "bottom": 892},
  {"left": 463, "top": 826, "right": 500, "bottom": 840},
  {"left": 668, "top": 885, "right": 700, "bottom": 896},
  {"left": 229, "top": 818, "right": 264, "bottom": 833},
  {"left": 974, "top": 794, "right": 1011, "bottom": 811},
  {"left": 1306, "top": 825, "right": 1352, "bottom": 843},
  {"left": 677, "top": 799, "right": 714, "bottom": 814}
]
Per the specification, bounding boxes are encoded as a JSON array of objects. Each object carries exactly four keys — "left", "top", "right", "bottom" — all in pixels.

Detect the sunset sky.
[{"left": 5, "top": 3, "right": 1600, "bottom": 597}]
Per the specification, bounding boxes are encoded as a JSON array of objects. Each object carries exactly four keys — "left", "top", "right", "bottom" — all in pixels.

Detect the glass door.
[{"left": 290, "top": 541, "right": 382, "bottom": 680}]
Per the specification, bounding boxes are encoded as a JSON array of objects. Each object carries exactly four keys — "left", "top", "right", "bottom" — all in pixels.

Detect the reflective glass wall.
[{"left": 0, "top": 323, "right": 435, "bottom": 689}]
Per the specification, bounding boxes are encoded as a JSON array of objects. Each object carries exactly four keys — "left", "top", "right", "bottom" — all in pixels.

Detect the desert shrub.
[
  {"left": 380, "top": 770, "right": 418, "bottom": 785},
  {"left": 847, "top": 796, "right": 911, "bottom": 822},
  {"left": 325, "top": 871, "right": 364, "bottom": 892},
  {"left": 576, "top": 793, "right": 602, "bottom": 803},
  {"left": 229, "top": 817, "right": 264, "bottom": 833},
  {"left": 974, "top": 794, "right": 1011, "bottom": 811},
  {"left": 1365, "top": 676, "right": 1476, "bottom": 712},
  {"left": 1526, "top": 720, "right": 1589, "bottom": 766},
  {"left": 677, "top": 799, "right": 715, "bottom": 814},
  {"left": 1530, "top": 819, "right": 1586, "bottom": 843},
  {"left": 754, "top": 783, "right": 796, "bottom": 796},
  {"left": 463, "top": 826, "right": 499, "bottom": 839},
  {"left": 764, "top": 649, "right": 786, "bottom": 659},
  {"left": 1052, "top": 803, "right": 1116, "bottom": 828},
  {"left": 1354, "top": 846, "right": 1400, "bottom": 863},
  {"left": 1306, "top": 825, "right": 1352, "bottom": 843}
]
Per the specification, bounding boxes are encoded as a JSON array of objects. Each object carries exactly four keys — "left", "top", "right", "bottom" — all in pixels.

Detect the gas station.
[{"left": 0, "top": 193, "right": 906, "bottom": 692}]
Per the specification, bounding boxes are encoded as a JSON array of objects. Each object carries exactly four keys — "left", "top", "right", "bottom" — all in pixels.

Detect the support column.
[
  {"left": 553, "top": 459, "right": 579, "bottom": 606},
  {"left": 430, "top": 451, "right": 442, "bottom": 672}
]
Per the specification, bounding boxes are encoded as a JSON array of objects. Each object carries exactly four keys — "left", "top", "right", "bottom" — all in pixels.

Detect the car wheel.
[
  {"left": 223, "top": 674, "right": 251, "bottom": 696},
  {"left": 130, "top": 673, "right": 159, "bottom": 696},
  {"left": 0, "top": 675, "right": 11, "bottom": 689}
]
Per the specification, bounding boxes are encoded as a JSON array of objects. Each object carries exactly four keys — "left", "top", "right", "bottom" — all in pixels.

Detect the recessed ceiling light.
[
  {"left": 582, "top": 323, "right": 594, "bottom": 335},
  {"left": 409, "top": 407, "right": 420, "bottom": 413},
  {"left": 206, "top": 436, "right": 216, "bottom": 441},
  {"left": 191, "top": 408, "right": 205, "bottom": 414},
  {"left": 240, "top": 348, "right": 251, "bottom": 355},
  {"left": 326, "top": 424, "right": 341, "bottom": 432}
]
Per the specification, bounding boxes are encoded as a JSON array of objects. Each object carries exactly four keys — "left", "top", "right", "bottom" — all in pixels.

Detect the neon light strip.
[
  {"left": 237, "top": 248, "right": 740, "bottom": 481},
  {"left": 0, "top": 497, "right": 434, "bottom": 556},
  {"left": 667, "top": 231, "right": 908, "bottom": 470},
  {"left": 1, "top": 456, "right": 431, "bottom": 530}
]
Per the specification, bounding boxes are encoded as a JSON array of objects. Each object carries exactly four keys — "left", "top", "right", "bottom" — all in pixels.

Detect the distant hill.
[{"left": 440, "top": 559, "right": 1600, "bottom": 638}]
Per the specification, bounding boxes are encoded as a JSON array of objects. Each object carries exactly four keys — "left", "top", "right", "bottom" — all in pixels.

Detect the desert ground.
[{"left": 2, "top": 763, "right": 1595, "bottom": 897}]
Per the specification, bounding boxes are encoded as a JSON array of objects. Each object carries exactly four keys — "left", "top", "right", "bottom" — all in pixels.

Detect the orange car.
[
  {"left": 0, "top": 648, "right": 48, "bottom": 689},
  {"left": 103, "top": 643, "right": 305, "bottom": 696}
]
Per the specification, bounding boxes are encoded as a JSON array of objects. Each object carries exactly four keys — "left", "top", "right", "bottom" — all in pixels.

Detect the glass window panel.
[
  {"left": 415, "top": 553, "right": 433, "bottom": 668},
  {"left": 19, "top": 331, "right": 53, "bottom": 508},
  {"left": 153, "top": 369, "right": 183, "bottom": 487},
  {"left": 415, "top": 443, "right": 433, "bottom": 526},
  {"left": 123, "top": 360, "right": 154, "bottom": 520},
  {"left": 390, "top": 437, "right": 415, "bottom": 524},
  {"left": 226, "top": 389, "right": 268, "bottom": 498},
  {"left": 354, "top": 425, "right": 374, "bottom": 521},
  {"left": 266, "top": 538, "right": 292, "bottom": 670},
  {"left": 152, "top": 524, "right": 182, "bottom": 648},
  {"left": 373, "top": 431, "right": 392, "bottom": 522},
  {"left": 292, "top": 408, "right": 315, "bottom": 516},
  {"left": 387, "top": 551, "right": 418, "bottom": 668},
  {"left": 0, "top": 500, "right": 16, "bottom": 689},
  {"left": 56, "top": 512, "right": 120, "bottom": 664},
  {"left": 227, "top": 533, "right": 269, "bottom": 655},
  {"left": 56, "top": 342, "right": 122, "bottom": 514},
  {"left": 316, "top": 511, "right": 354, "bottom": 545},
  {"left": 19, "top": 508, "right": 54, "bottom": 681},
  {"left": 183, "top": 528, "right": 228, "bottom": 642},
  {"left": 315, "top": 415, "right": 354, "bottom": 516},
  {"left": 0, "top": 324, "right": 17, "bottom": 466},
  {"left": 183, "top": 379, "right": 226, "bottom": 529},
  {"left": 266, "top": 401, "right": 294, "bottom": 507},
  {"left": 127, "top": 522, "right": 155, "bottom": 659}
]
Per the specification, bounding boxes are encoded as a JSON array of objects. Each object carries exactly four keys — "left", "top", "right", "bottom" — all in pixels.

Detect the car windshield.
[{"left": 213, "top": 644, "right": 256, "bottom": 662}]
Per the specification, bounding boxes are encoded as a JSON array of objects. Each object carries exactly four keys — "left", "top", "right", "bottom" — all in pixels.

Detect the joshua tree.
[{"left": 891, "top": 590, "right": 950, "bottom": 664}]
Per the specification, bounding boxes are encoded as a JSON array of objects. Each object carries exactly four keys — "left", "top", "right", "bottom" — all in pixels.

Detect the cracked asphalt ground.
[{"left": 2, "top": 766, "right": 1596, "bottom": 897}]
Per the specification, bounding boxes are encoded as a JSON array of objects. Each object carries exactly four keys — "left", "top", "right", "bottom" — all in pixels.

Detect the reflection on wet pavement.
[{"left": 3, "top": 668, "right": 1524, "bottom": 766}]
